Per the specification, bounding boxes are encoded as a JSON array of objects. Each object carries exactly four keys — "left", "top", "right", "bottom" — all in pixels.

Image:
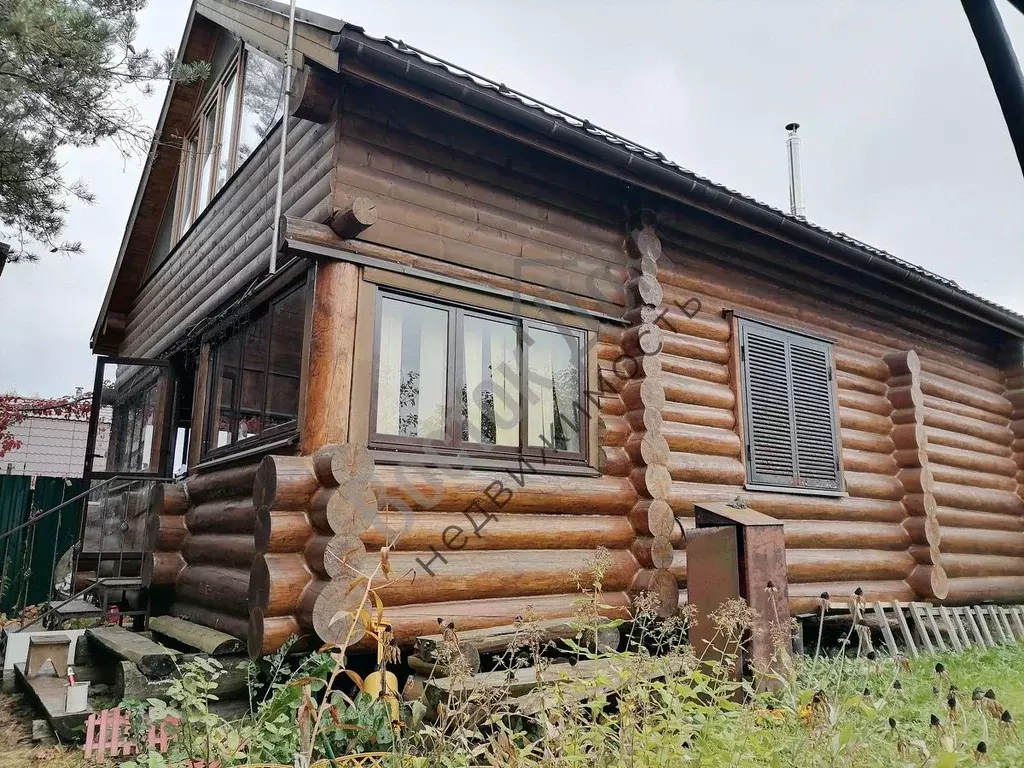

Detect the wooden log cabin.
[{"left": 88, "top": 0, "right": 1024, "bottom": 657}]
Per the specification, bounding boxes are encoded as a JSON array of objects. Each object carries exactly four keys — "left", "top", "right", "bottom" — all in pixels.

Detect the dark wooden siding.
[
  {"left": 121, "top": 114, "right": 335, "bottom": 357},
  {"left": 333, "top": 83, "right": 629, "bottom": 314}
]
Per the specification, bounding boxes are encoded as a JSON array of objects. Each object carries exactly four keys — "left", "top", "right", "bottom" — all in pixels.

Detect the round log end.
[
  {"left": 631, "top": 568, "right": 679, "bottom": 618},
  {"left": 907, "top": 564, "right": 949, "bottom": 601},
  {"left": 324, "top": 535, "right": 368, "bottom": 579},
  {"left": 312, "top": 443, "right": 342, "bottom": 487},
  {"left": 352, "top": 197, "right": 379, "bottom": 227},
  {"left": 143, "top": 551, "right": 186, "bottom": 588},
  {"left": 633, "top": 224, "right": 662, "bottom": 261},
  {"left": 150, "top": 483, "right": 189, "bottom": 517},
  {"left": 924, "top": 515, "right": 942, "bottom": 548},
  {"left": 249, "top": 554, "right": 270, "bottom": 612},
  {"left": 631, "top": 465, "right": 672, "bottom": 501},
  {"left": 327, "top": 481, "right": 378, "bottom": 535},
  {"left": 254, "top": 505, "right": 272, "bottom": 553},
  {"left": 312, "top": 579, "right": 368, "bottom": 648},
  {"left": 330, "top": 444, "right": 375, "bottom": 486},
  {"left": 641, "top": 432, "right": 671, "bottom": 466},
  {"left": 649, "top": 536, "right": 675, "bottom": 570}
]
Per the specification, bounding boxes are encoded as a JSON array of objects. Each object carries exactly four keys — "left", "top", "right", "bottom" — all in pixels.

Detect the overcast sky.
[{"left": 2, "top": 0, "right": 1023, "bottom": 396}]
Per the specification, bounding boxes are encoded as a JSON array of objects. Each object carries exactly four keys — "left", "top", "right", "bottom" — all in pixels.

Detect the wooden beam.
[
  {"left": 327, "top": 198, "right": 378, "bottom": 239},
  {"left": 290, "top": 63, "right": 337, "bottom": 123}
]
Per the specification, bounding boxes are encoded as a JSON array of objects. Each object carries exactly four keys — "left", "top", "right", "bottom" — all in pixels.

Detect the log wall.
[
  {"left": 654, "top": 234, "right": 1024, "bottom": 613},
  {"left": 143, "top": 462, "right": 262, "bottom": 641}
]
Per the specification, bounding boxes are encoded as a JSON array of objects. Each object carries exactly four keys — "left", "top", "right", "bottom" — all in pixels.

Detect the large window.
[
  {"left": 205, "top": 285, "right": 305, "bottom": 454},
  {"left": 174, "top": 47, "right": 285, "bottom": 241},
  {"left": 371, "top": 292, "right": 587, "bottom": 462},
  {"left": 738, "top": 318, "right": 842, "bottom": 493}
]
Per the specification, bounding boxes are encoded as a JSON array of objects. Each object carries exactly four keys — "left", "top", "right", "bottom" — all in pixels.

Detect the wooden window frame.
[
  {"left": 367, "top": 287, "right": 591, "bottom": 468},
  {"left": 200, "top": 276, "right": 309, "bottom": 461},
  {"left": 732, "top": 314, "right": 845, "bottom": 497},
  {"left": 172, "top": 43, "right": 273, "bottom": 243}
]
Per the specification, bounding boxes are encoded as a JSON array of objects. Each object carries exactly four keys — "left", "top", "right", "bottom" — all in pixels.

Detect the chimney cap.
[{"left": 785, "top": 122, "right": 800, "bottom": 132}]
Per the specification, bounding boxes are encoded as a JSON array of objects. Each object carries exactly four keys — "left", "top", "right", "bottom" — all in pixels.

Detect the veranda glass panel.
[
  {"left": 205, "top": 285, "right": 306, "bottom": 453},
  {"left": 210, "top": 335, "right": 241, "bottom": 448},
  {"left": 526, "top": 326, "right": 581, "bottom": 453},
  {"left": 375, "top": 297, "right": 448, "bottom": 440},
  {"left": 106, "top": 365, "right": 164, "bottom": 472},
  {"left": 265, "top": 288, "right": 304, "bottom": 429},
  {"left": 461, "top": 315, "right": 519, "bottom": 446},
  {"left": 239, "top": 314, "right": 269, "bottom": 441}
]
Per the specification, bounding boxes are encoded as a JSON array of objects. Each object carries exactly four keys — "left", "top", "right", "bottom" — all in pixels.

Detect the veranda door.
[{"left": 80, "top": 357, "right": 177, "bottom": 585}]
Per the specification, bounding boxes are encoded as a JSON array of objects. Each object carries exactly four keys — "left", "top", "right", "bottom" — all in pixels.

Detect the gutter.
[{"left": 333, "top": 29, "right": 1024, "bottom": 340}]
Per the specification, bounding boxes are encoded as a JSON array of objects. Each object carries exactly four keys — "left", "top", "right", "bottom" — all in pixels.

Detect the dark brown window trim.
[
  {"left": 368, "top": 288, "right": 590, "bottom": 466},
  {"left": 743, "top": 483, "right": 847, "bottom": 498},
  {"left": 370, "top": 448, "right": 599, "bottom": 477},
  {"left": 192, "top": 432, "right": 298, "bottom": 473}
]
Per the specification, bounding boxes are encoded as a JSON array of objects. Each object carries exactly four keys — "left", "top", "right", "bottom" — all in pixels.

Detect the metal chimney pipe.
[{"left": 785, "top": 123, "right": 806, "bottom": 220}]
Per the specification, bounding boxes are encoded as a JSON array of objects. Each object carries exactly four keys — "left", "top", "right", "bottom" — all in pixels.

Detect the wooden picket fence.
[
  {"left": 82, "top": 706, "right": 389, "bottom": 765},
  {"left": 820, "top": 600, "right": 1024, "bottom": 659},
  {"left": 82, "top": 708, "right": 194, "bottom": 763}
]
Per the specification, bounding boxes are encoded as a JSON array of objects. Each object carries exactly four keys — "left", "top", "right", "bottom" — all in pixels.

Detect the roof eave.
[
  {"left": 90, "top": 4, "right": 200, "bottom": 352},
  {"left": 333, "top": 28, "right": 1024, "bottom": 340}
]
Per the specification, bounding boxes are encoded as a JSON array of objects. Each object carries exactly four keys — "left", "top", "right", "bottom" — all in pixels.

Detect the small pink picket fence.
[{"left": 82, "top": 706, "right": 393, "bottom": 766}]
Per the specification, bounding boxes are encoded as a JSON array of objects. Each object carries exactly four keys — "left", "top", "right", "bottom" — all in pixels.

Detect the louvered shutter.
[
  {"left": 739, "top": 319, "right": 841, "bottom": 492},
  {"left": 789, "top": 338, "right": 841, "bottom": 490},
  {"left": 740, "top": 323, "right": 798, "bottom": 488}
]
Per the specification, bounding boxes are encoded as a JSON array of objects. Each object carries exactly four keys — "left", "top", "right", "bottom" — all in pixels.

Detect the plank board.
[
  {"left": 973, "top": 606, "right": 997, "bottom": 646},
  {"left": 938, "top": 607, "right": 963, "bottom": 652},
  {"left": 873, "top": 602, "right": 899, "bottom": 656},
  {"left": 962, "top": 608, "right": 989, "bottom": 648},
  {"left": 951, "top": 608, "right": 975, "bottom": 648},
  {"left": 924, "top": 605, "right": 946, "bottom": 651},
  {"left": 909, "top": 603, "right": 936, "bottom": 653},
  {"left": 891, "top": 602, "right": 918, "bottom": 658},
  {"left": 987, "top": 607, "right": 1008, "bottom": 644},
  {"left": 1011, "top": 607, "right": 1024, "bottom": 638}
]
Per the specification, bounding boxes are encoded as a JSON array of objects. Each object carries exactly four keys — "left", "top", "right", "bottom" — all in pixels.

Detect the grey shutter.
[
  {"left": 740, "top": 319, "right": 841, "bottom": 492},
  {"left": 789, "top": 337, "right": 841, "bottom": 491},
  {"left": 741, "top": 323, "right": 798, "bottom": 488}
]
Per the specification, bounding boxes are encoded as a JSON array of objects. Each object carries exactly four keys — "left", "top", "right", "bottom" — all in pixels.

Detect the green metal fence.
[{"left": 0, "top": 475, "right": 85, "bottom": 616}]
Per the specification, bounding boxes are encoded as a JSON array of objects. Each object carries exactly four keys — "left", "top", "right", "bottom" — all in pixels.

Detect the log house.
[{"left": 88, "top": 0, "right": 1024, "bottom": 657}]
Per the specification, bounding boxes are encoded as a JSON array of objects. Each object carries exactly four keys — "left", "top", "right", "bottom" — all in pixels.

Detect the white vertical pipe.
[
  {"left": 785, "top": 122, "right": 806, "bottom": 221},
  {"left": 269, "top": 0, "right": 298, "bottom": 274}
]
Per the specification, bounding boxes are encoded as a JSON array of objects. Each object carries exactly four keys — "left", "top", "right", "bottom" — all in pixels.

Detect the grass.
[
  {"left": 0, "top": 689, "right": 87, "bottom": 768},
  {"left": 734, "top": 642, "right": 1024, "bottom": 767},
  {"left": 3, "top": 628, "right": 1024, "bottom": 766}
]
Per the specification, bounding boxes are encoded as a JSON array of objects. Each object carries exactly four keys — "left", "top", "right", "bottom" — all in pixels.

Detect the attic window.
[
  {"left": 173, "top": 47, "right": 284, "bottom": 241},
  {"left": 737, "top": 317, "right": 843, "bottom": 494}
]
